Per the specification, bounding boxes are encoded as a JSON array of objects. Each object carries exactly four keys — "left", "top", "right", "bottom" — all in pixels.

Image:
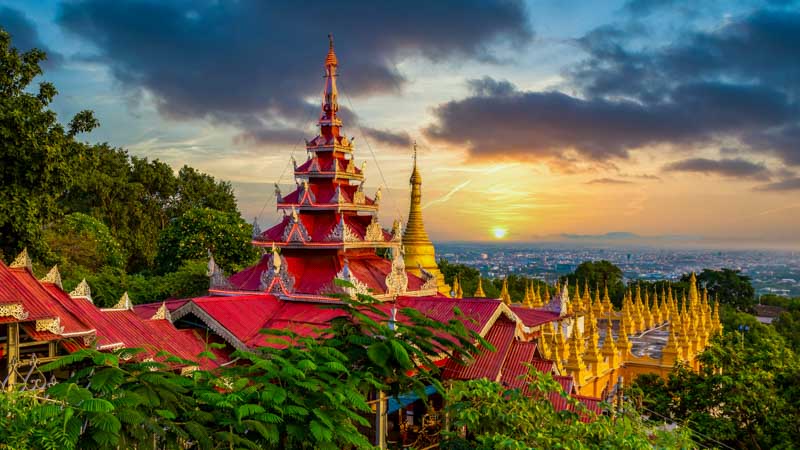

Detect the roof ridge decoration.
[
  {"left": 40, "top": 265, "right": 63, "bottom": 289},
  {"left": 299, "top": 181, "right": 315, "bottom": 205},
  {"left": 36, "top": 316, "right": 64, "bottom": 335},
  {"left": 251, "top": 217, "right": 261, "bottom": 239},
  {"left": 391, "top": 219, "right": 403, "bottom": 242},
  {"left": 325, "top": 215, "right": 360, "bottom": 242},
  {"left": 353, "top": 182, "right": 365, "bottom": 204},
  {"left": 111, "top": 292, "right": 133, "bottom": 310},
  {"left": 9, "top": 248, "right": 32, "bottom": 271},
  {"left": 374, "top": 186, "right": 382, "bottom": 206},
  {"left": 70, "top": 279, "right": 93, "bottom": 303},
  {"left": 385, "top": 246, "right": 409, "bottom": 297},
  {"left": 335, "top": 258, "right": 371, "bottom": 299},
  {"left": 365, "top": 216, "right": 385, "bottom": 242},
  {"left": 418, "top": 263, "right": 438, "bottom": 292},
  {"left": 150, "top": 301, "right": 172, "bottom": 321},
  {"left": 207, "top": 251, "right": 233, "bottom": 290},
  {"left": 274, "top": 183, "right": 282, "bottom": 203},
  {"left": 260, "top": 244, "right": 295, "bottom": 294},
  {"left": 282, "top": 207, "right": 311, "bottom": 243}
]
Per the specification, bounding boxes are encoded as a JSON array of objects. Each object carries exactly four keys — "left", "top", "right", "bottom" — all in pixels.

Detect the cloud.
[
  {"left": 663, "top": 157, "right": 772, "bottom": 180},
  {"left": 425, "top": 8, "right": 800, "bottom": 168},
  {"left": 585, "top": 178, "right": 634, "bottom": 185},
  {"left": 56, "top": 0, "right": 532, "bottom": 146},
  {"left": 0, "top": 6, "right": 63, "bottom": 67},
  {"left": 755, "top": 177, "right": 800, "bottom": 191}
]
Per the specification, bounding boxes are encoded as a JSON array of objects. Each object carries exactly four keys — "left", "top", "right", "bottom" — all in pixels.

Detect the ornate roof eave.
[
  {"left": 305, "top": 142, "right": 352, "bottom": 153},
  {"left": 69, "top": 279, "right": 93, "bottom": 304},
  {"left": 276, "top": 203, "right": 378, "bottom": 212},
  {"left": 171, "top": 301, "right": 249, "bottom": 352},
  {"left": 251, "top": 240, "right": 401, "bottom": 250},
  {"left": 9, "top": 248, "right": 32, "bottom": 272},
  {"left": 39, "top": 265, "right": 63, "bottom": 289},
  {"left": 294, "top": 170, "right": 364, "bottom": 181}
]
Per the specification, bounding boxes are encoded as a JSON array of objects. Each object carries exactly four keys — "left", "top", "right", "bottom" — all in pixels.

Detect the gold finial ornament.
[
  {"left": 500, "top": 278, "right": 511, "bottom": 305},
  {"left": 474, "top": 277, "right": 486, "bottom": 297}
]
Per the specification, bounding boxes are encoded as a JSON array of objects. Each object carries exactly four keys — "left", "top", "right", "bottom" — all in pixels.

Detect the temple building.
[{"left": 0, "top": 37, "right": 720, "bottom": 447}]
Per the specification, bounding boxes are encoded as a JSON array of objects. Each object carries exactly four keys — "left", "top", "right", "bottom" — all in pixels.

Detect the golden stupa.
[{"left": 403, "top": 144, "right": 450, "bottom": 295}]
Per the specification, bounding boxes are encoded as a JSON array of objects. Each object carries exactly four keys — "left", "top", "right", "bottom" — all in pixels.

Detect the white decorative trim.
[
  {"left": 384, "top": 247, "right": 408, "bottom": 297},
  {"left": 336, "top": 260, "right": 371, "bottom": 299},
  {"left": 260, "top": 245, "right": 295, "bottom": 294},
  {"left": 207, "top": 252, "right": 233, "bottom": 289},
  {"left": 325, "top": 216, "right": 360, "bottom": 242},
  {"left": 281, "top": 207, "right": 311, "bottom": 243}
]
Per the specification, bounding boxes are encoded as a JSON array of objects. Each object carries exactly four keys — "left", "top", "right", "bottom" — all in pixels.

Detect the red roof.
[
  {"left": 509, "top": 306, "right": 560, "bottom": 328},
  {"left": 443, "top": 318, "right": 516, "bottom": 381},
  {"left": 498, "top": 340, "right": 537, "bottom": 389},
  {"left": 10, "top": 268, "right": 94, "bottom": 336},
  {"left": 397, "top": 296, "right": 499, "bottom": 334},
  {"left": 0, "top": 263, "right": 58, "bottom": 321}
]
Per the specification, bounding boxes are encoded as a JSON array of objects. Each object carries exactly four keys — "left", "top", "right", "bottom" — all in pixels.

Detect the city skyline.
[{"left": 2, "top": 0, "right": 799, "bottom": 248}]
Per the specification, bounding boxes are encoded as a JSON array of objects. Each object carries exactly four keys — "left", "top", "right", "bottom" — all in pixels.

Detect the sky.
[{"left": 2, "top": 0, "right": 799, "bottom": 249}]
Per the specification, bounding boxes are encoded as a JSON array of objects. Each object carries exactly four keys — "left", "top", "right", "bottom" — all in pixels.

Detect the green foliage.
[
  {"left": 442, "top": 370, "right": 692, "bottom": 449},
  {"left": 0, "top": 292, "right": 485, "bottom": 448},
  {"left": 0, "top": 27, "right": 97, "bottom": 258},
  {"left": 633, "top": 328, "right": 800, "bottom": 449},
  {"left": 562, "top": 260, "right": 625, "bottom": 307},
  {"left": 60, "top": 259, "right": 209, "bottom": 307},
  {"left": 43, "top": 212, "right": 125, "bottom": 270},
  {"left": 155, "top": 207, "right": 258, "bottom": 274}
]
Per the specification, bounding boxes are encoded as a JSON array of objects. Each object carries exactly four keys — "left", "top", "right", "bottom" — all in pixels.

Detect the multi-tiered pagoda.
[{"left": 208, "top": 36, "right": 438, "bottom": 301}]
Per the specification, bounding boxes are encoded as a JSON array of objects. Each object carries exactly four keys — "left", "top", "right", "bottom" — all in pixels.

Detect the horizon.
[{"left": 2, "top": 0, "right": 799, "bottom": 248}]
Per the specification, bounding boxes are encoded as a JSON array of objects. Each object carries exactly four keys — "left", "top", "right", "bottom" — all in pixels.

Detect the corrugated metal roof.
[
  {"left": 443, "top": 318, "right": 516, "bottom": 381},
  {"left": 12, "top": 269, "right": 94, "bottom": 335},
  {"left": 499, "top": 340, "right": 537, "bottom": 389},
  {"left": 510, "top": 306, "right": 560, "bottom": 328},
  {"left": 0, "top": 264, "right": 57, "bottom": 321},
  {"left": 398, "top": 296, "right": 500, "bottom": 334}
]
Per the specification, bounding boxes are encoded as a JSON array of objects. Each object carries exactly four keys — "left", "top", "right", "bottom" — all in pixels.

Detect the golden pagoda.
[{"left": 402, "top": 144, "right": 450, "bottom": 295}]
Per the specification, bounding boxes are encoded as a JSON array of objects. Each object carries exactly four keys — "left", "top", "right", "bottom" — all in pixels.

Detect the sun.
[{"left": 492, "top": 227, "right": 508, "bottom": 239}]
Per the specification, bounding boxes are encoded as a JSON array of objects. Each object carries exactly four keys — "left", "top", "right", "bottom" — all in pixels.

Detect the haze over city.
[{"left": 2, "top": 0, "right": 799, "bottom": 248}]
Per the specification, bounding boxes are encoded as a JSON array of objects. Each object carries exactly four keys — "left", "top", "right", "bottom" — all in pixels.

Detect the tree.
[
  {"left": 563, "top": 260, "right": 625, "bottom": 306},
  {"left": 633, "top": 327, "right": 800, "bottom": 449},
  {"left": 155, "top": 207, "right": 258, "bottom": 274},
  {"left": 43, "top": 212, "right": 125, "bottom": 270},
  {"left": 171, "top": 166, "right": 238, "bottom": 218},
  {"left": 442, "top": 370, "right": 692, "bottom": 449},
  {"left": 0, "top": 27, "right": 97, "bottom": 258},
  {"left": 684, "top": 268, "right": 756, "bottom": 311},
  {"left": 19, "top": 290, "right": 485, "bottom": 449}
]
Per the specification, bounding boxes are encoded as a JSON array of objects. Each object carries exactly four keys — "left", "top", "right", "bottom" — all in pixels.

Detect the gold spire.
[
  {"left": 402, "top": 142, "right": 449, "bottom": 295},
  {"left": 500, "top": 277, "right": 511, "bottom": 305},
  {"left": 452, "top": 275, "right": 463, "bottom": 298},
  {"left": 602, "top": 282, "right": 613, "bottom": 313},
  {"left": 474, "top": 277, "right": 486, "bottom": 297},
  {"left": 661, "top": 316, "right": 680, "bottom": 366},
  {"left": 565, "top": 325, "right": 586, "bottom": 383},
  {"left": 601, "top": 316, "right": 619, "bottom": 367},
  {"left": 617, "top": 314, "right": 632, "bottom": 358}
]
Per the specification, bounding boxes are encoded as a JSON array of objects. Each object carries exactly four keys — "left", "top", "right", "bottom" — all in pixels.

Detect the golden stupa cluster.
[{"left": 447, "top": 271, "right": 722, "bottom": 397}]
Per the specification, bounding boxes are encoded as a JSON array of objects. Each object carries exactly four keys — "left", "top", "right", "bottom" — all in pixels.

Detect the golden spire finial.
[
  {"left": 474, "top": 277, "right": 486, "bottom": 297},
  {"left": 500, "top": 277, "right": 511, "bottom": 305}
]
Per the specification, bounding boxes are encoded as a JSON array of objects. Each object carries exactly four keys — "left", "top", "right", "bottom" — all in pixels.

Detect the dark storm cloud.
[
  {"left": 426, "top": 7, "right": 800, "bottom": 170},
  {"left": 0, "top": 6, "right": 62, "bottom": 67},
  {"left": 754, "top": 177, "right": 800, "bottom": 191},
  {"left": 56, "top": 0, "right": 532, "bottom": 145},
  {"left": 663, "top": 158, "right": 772, "bottom": 180}
]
